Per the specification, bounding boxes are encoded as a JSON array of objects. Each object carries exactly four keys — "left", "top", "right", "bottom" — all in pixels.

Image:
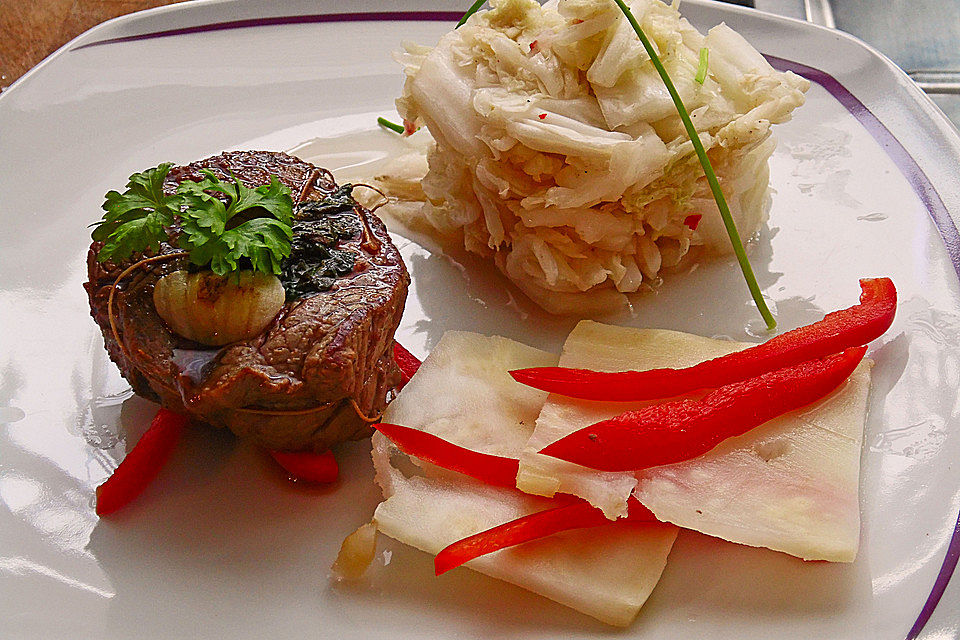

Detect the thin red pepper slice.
[
  {"left": 375, "top": 422, "right": 519, "bottom": 489},
  {"left": 434, "top": 497, "right": 657, "bottom": 575},
  {"left": 374, "top": 424, "right": 661, "bottom": 573},
  {"left": 393, "top": 342, "right": 421, "bottom": 389},
  {"left": 95, "top": 408, "right": 187, "bottom": 516},
  {"left": 511, "top": 277, "right": 895, "bottom": 401},
  {"left": 437, "top": 347, "right": 863, "bottom": 569},
  {"left": 540, "top": 346, "right": 867, "bottom": 471},
  {"left": 269, "top": 449, "right": 339, "bottom": 483}
]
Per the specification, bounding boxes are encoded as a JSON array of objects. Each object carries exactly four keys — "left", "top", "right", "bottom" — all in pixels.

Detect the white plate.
[{"left": 2, "top": 1, "right": 960, "bottom": 638}]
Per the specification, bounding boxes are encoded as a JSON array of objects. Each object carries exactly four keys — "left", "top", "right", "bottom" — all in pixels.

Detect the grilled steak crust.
[{"left": 85, "top": 151, "right": 409, "bottom": 451}]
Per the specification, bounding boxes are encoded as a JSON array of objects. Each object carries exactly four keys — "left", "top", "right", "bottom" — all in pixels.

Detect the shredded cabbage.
[{"left": 387, "top": 0, "right": 808, "bottom": 314}]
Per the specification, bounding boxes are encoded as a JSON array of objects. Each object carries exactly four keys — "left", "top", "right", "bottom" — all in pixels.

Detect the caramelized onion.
[{"left": 153, "top": 270, "right": 284, "bottom": 346}]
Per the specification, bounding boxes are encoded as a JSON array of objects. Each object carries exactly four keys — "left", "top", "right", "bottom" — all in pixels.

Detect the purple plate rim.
[
  {"left": 52, "top": 8, "right": 960, "bottom": 640},
  {"left": 767, "top": 55, "right": 960, "bottom": 640}
]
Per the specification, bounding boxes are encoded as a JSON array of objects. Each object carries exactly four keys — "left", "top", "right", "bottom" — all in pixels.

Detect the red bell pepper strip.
[
  {"left": 375, "top": 422, "right": 519, "bottom": 489},
  {"left": 539, "top": 346, "right": 867, "bottom": 472},
  {"left": 434, "top": 496, "right": 657, "bottom": 575},
  {"left": 393, "top": 342, "right": 421, "bottom": 389},
  {"left": 511, "top": 277, "right": 895, "bottom": 401},
  {"left": 373, "top": 424, "right": 663, "bottom": 572},
  {"left": 95, "top": 408, "right": 188, "bottom": 516},
  {"left": 269, "top": 449, "right": 339, "bottom": 483}
]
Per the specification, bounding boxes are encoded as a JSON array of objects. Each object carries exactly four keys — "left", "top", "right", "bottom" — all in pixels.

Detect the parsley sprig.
[
  {"left": 178, "top": 170, "right": 293, "bottom": 275},
  {"left": 92, "top": 163, "right": 183, "bottom": 262},
  {"left": 92, "top": 165, "right": 295, "bottom": 277}
]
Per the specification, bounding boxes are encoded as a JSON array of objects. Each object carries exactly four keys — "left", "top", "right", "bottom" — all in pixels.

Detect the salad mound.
[{"left": 394, "top": 0, "right": 809, "bottom": 313}]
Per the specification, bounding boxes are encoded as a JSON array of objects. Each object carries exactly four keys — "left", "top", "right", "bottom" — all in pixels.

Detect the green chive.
[
  {"left": 610, "top": 0, "right": 776, "bottom": 330},
  {"left": 457, "top": 0, "right": 487, "bottom": 27},
  {"left": 695, "top": 47, "right": 709, "bottom": 85},
  {"left": 377, "top": 117, "right": 405, "bottom": 134}
]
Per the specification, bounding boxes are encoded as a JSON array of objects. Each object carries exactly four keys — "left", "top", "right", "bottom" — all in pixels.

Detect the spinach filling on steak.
[{"left": 281, "top": 185, "right": 362, "bottom": 300}]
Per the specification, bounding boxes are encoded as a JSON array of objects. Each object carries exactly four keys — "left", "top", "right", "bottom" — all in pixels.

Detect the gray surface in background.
[
  {"left": 830, "top": 0, "right": 960, "bottom": 72},
  {"left": 755, "top": 0, "right": 959, "bottom": 72},
  {"left": 752, "top": 0, "right": 960, "bottom": 133},
  {"left": 929, "top": 94, "right": 960, "bottom": 133}
]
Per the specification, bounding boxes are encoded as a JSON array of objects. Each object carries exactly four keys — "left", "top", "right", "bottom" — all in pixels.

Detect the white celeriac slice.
[
  {"left": 381, "top": 331, "right": 555, "bottom": 458},
  {"left": 518, "top": 320, "right": 872, "bottom": 562},
  {"left": 373, "top": 331, "right": 678, "bottom": 626}
]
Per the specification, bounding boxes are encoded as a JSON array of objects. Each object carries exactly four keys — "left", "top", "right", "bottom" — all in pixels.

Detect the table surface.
[
  {"left": 2, "top": 0, "right": 957, "bottom": 86},
  {"left": 0, "top": 0, "right": 186, "bottom": 91}
]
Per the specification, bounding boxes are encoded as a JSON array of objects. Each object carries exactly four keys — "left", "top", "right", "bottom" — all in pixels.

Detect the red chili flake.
[
  {"left": 538, "top": 113, "right": 547, "bottom": 120},
  {"left": 529, "top": 40, "right": 539, "bottom": 52},
  {"left": 683, "top": 214, "right": 702, "bottom": 230}
]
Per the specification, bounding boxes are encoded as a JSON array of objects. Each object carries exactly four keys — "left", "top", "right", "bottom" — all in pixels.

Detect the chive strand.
[
  {"left": 457, "top": 0, "right": 487, "bottom": 27},
  {"left": 695, "top": 47, "right": 709, "bottom": 85},
  {"left": 610, "top": 0, "right": 776, "bottom": 330},
  {"left": 377, "top": 117, "right": 405, "bottom": 134}
]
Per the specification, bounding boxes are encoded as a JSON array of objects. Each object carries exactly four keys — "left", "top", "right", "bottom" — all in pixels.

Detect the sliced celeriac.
[
  {"left": 372, "top": 331, "right": 678, "bottom": 625},
  {"left": 381, "top": 331, "right": 556, "bottom": 458},
  {"left": 518, "top": 322, "right": 734, "bottom": 517},
  {"left": 373, "top": 451, "right": 677, "bottom": 627},
  {"left": 633, "top": 361, "right": 871, "bottom": 562},
  {"left": 518, "top": 320, "right": 872, "bottom": 561}
]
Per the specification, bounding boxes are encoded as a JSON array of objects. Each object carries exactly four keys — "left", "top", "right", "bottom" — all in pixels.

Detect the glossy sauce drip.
[{"left": 172, "top": 348, "right": 220, "bottom": 386}]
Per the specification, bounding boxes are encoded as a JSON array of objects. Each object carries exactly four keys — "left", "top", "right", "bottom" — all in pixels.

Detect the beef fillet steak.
[{"left": 85, "top": 151, "right": 410, "bottom": 452}]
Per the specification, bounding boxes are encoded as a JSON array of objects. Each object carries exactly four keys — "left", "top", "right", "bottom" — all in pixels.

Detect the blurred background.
[
  {"left": 2, "top": 0, "right": 959, "bottom": 125},
  {"left": 0, "top": 0, "right": 187, "bottom": 89}
]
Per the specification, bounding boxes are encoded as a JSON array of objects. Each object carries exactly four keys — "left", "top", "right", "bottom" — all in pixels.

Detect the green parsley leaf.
[
  {"left": 92, "top": 164, "right": 295, "bottom": 277},
  {"left": 176, "top": 170, "right": 294, "bottom": 276},
  {"left": 91, "top": 163, "right": 183, "bottom": 263}
]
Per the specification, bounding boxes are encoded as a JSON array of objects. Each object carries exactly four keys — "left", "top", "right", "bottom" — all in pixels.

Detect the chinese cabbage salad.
[{"left": 392, "top": 0, "right": 809, "bottom": 313}]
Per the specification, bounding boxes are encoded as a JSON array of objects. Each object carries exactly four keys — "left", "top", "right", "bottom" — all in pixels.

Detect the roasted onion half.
[{"left": 153, "top": 269, "right": 285, "bottom": 346}]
